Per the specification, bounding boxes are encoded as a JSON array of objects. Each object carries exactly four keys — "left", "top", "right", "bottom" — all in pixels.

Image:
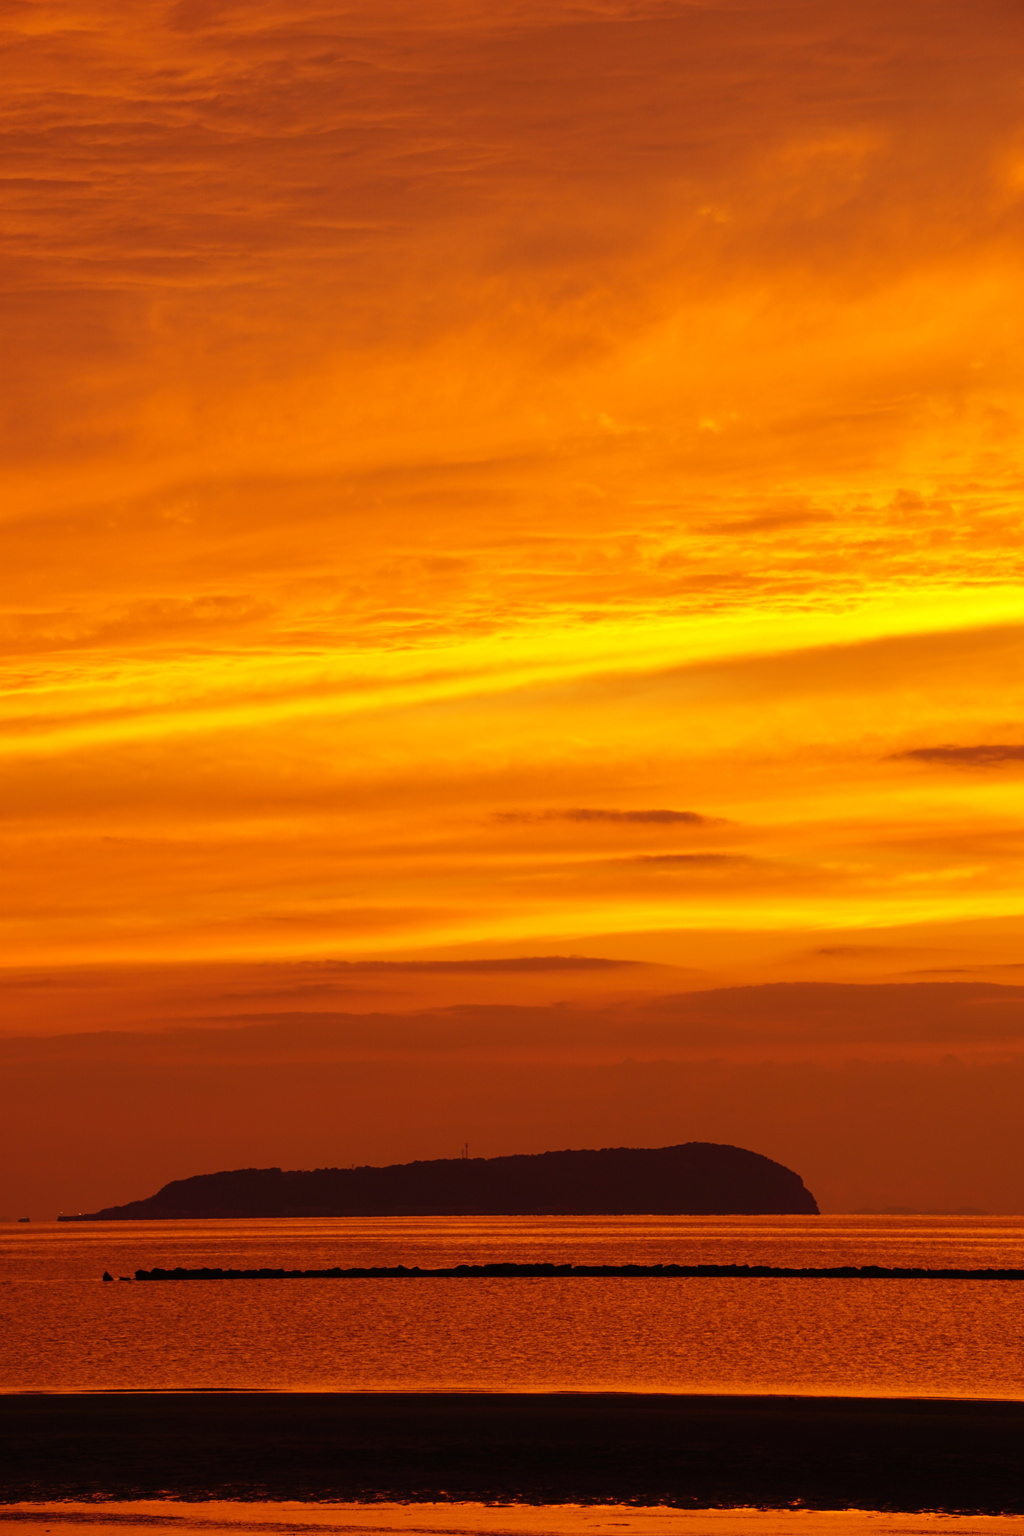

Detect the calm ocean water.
[{"left": 2, "top": 1215, "right": 1023, "bottom": 1397}]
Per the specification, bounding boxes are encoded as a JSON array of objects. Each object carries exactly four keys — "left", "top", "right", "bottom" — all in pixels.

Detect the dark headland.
[{"left": 60, "top": 1140, "right": 819, "bottom": 1219}]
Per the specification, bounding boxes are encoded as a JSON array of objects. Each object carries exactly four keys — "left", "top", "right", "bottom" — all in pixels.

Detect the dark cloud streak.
[
  {"left": 496, "top": 807, "right": 719, "bottom": 825},
  {"left": 891, "top": 745, "right": 1024, "bottom": 768},
  {"left": 308, "top": 956, "right": 638, "bottom": 972}
]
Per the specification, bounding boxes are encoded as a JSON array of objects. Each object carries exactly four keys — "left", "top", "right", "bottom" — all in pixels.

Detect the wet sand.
[
  {"left": 1, "top": 1392, "right": 1022, "bottom": 1512},
  {"left": 3, "top": 1504, "right": 1024, "bottom": 1536}
]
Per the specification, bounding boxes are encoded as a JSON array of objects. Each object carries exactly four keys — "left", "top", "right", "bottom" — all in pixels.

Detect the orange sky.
[{"left": 3, "top": 0, "right": 1024, "bottom": 1213}]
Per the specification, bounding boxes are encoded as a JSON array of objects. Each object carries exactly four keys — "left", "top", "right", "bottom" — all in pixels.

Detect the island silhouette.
[{"left": 61, "top": 1141, "right": 819, "bottom": 1218}]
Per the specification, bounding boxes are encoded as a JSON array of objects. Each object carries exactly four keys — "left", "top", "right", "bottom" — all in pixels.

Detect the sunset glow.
[{"left": 5, "top": 0, "right": 1024, "bottom": 1216}]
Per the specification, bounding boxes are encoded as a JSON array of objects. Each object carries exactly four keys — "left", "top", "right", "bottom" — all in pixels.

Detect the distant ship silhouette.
[{"left": 60, "top": 1142, "right": 819, "bottom": 1219}]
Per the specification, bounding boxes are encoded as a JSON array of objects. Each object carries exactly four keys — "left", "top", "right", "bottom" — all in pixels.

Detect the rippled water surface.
[{"left": 2, "top": 1216, "right": 1023, "bottom": 1396}]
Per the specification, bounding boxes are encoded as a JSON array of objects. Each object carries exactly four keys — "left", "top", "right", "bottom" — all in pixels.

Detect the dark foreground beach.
[{"left": 2, "top": 1392, "right": 1022, "bottom": 1512}]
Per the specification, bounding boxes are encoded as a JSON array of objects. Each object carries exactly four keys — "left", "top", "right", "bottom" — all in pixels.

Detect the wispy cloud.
[
  {"left": 891, "top": 745, "right": 1024, "bottom": 768},
  {"left": 308, "top": 956, "right": 638, "bottom": 972},
  {"left": 632, "top": 853, "right": 748, "bottom": 865},
  {"left": 495, "top": 808, "right": 719, "bottom": 825}
]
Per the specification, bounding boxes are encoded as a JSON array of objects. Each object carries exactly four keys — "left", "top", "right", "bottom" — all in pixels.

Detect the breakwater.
[{"left": 130, "top": 1261, "right": 1024, "bottom": 1279}]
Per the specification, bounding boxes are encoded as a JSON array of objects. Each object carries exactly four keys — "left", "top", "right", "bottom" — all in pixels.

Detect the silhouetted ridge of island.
[{"left": 61, "top": 1141, "right": 819, "bottom": 1219}]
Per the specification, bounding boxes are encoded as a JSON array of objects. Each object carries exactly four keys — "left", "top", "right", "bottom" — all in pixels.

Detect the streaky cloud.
[
  {"left": 891, "top": 744, "right": 1024, "bottom": 767},
  {"left": 313, "top": 956, "right": 639, "bottom": 972},
  {"left": 496, "top": 807, "right": 719, "bottom": 825},
  {"left": 633, "top": 853, "right": 749, "bottom": 865}
]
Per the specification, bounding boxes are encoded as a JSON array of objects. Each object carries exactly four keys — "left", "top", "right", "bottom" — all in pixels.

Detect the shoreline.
[
  {"left": 3, "top": 1504, "right": 1024, "bottom": 1536},
  {"left": 2, "top": 1392, "right": 1023, "bottom": 1512}
]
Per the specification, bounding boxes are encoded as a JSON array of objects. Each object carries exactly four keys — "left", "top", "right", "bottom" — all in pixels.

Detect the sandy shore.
[
  {"left": 1, "top": 1393, "right": 1022, "bottom": 1512},
  {"left": 3, "top": 1504, "right": 1024, "bottom": 1536}
]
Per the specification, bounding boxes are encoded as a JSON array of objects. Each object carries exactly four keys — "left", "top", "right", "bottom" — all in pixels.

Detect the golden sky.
[{"left": 3, "top": 0, "right": 1024, "bottom": 1211}]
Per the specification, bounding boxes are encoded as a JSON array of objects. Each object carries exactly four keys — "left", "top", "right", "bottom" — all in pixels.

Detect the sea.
[
  {"left": 2, "top": 1214, "right": 1022, "bottom": 1397},
  {"left": 3, "top": 1216, "right": 1024, "bottom": 1536}
]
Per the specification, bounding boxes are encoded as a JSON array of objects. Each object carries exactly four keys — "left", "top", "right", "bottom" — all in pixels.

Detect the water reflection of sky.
[
  {"left": 2, "top": 1217, "right": 1023, "bottom": 1397},
  {"left": 8, "top": 1214, "right": 1024, "bottom": 1285}
]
